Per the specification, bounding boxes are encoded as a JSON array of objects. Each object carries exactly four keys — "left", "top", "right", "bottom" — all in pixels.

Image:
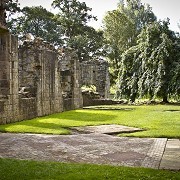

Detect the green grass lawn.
[
  {"left": 0, "top": 104, "right": 179, "bottom": 138},
  {"left": 1, "top": 158, "right": 180, "bottom": 180}
]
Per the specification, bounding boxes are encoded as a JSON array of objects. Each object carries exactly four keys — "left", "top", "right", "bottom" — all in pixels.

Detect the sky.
[{"left": 18, "top": 0, "right": 180, "bottom": 33}]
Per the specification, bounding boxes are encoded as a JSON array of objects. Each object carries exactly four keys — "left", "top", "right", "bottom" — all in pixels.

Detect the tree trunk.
[{"left": 162, "top": 95, "right": 168, "bottom": 103}]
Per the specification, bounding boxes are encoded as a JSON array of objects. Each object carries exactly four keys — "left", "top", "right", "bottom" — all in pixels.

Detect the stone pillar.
[
  {"left": 71, "top": 51, "right": 83, "bottom": 109},
  {"left": 0, "top": 31, "right": 10, "bottom": 99},
  {"left": 0, "top": 31, "right": 19, "bottom": 124},
  {"left": 96, "top": 59, "right": 110, "bottom": 98},
  {"left": 9, "top": 34, "right": 19, "bottom": 120},
  {"left": 0, "top": 0, "right": 20, "bottom": 124},
  {"left": 58, "top": 48, "right": 83, "bottom": 110}
]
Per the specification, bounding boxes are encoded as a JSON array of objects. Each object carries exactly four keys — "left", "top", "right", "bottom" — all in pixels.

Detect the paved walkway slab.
[
  {"left": 160, "top": 139, "right": 180, "bottom": 170},
  {"left": 0, "top": 133, "right": 169, "bottom": 169},
  {"left": 71, "top": 124, "right": 142, "bottom": 134}
]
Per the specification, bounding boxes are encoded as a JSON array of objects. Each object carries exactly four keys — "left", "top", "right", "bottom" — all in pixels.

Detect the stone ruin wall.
[
  {"left": 59, "top": 48, "right": 83, "bottom": 111},
  {"left": 0, "top": 32, "right": 20, "bottom": 124},
  {"left": 0, "top": 0, "right": 110, "bottom": 124},
  {"left": 18, "top": 38, "right": 64, "bottom": 117},
  {"left": 0, "top": 31, "right": 84, "bottom": 124},
  {"left": 81, "top": 59, "right": 110, "bottom": 98},
  {"left": 0, "top": 32, "right": 110, "bottom": 125},
  {"left": 0, "top": 31, "right": 109, "bottom": 125}
]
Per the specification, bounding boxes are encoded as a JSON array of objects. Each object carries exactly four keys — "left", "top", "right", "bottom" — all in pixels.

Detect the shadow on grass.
[
  {"left": 163, "top": 110, "right": 180, "bottom": 112},
  {"left": 0, "top": 111, "right": 118, "bottom": 134},
  {"left": 83, "top": 107, "right": 134, "bottom": 111}
]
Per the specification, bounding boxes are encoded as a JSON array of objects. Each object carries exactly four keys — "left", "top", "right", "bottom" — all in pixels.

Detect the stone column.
[
  {"left": 0, "top": 32, "right": 10, "bottom": 99},
  {"left": 0, "top": 31, "right": 19, "bottom": 124},
  {"left": 72, "top": 51, "right": 83, "bottom": 109},
  {"left": 96, "top": 59, "right": 110, "bottom": 99}
]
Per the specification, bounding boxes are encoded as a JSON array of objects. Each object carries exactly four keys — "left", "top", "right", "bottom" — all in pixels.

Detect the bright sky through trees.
[{"left": 18, "top": 0, "right": 180, "bottom": 32}]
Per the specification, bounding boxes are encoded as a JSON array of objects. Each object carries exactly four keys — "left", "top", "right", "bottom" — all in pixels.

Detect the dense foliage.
[
  {"left": 52, "top": 0, "right": 105, "bottom": 61},
  {"left": 6, "top": 0, "right": 21, "bottom": 19},
  {"left": 103, "top": 0, "right": 157, "bottom": 84},
  {"left": 52, "top": 0, "right": 97, "bottom": 38},
  {"left": 117, "top": 21, "right": 180, "bottom": 102},
  {"left": 103, "top": 0, "right": 179, "bottom": 102},
  {"left": 8, "top": 6, "right": 63, "bottom": 45}
]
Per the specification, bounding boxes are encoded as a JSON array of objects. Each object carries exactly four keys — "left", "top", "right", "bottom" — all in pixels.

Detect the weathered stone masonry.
[
  {"left": 0, "top": 0, "right": 110, "bottom": 124},
  {"left": 81, "top": 59, "right": 110, "bottom": 99},
  {"left": 0, "top": 30, "right": 86, "bottom": 124},
  {"left": 18, "top": 38, "right": 64, "bottom": 117},
  {"left": 0, "top": 32, "right": 110, "bottom": 124},
  {"left": 0, "top": 30, "right": 20, "bottom": 124}
]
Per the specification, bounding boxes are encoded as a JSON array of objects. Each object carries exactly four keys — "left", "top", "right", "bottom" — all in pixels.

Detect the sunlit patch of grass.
[{"left": 0, "top": 105, "right": 179, "bottom": 137}]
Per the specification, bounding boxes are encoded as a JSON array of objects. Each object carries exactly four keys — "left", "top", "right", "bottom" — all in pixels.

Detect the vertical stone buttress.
[
  {"left": 71, "top": 50, "right": 83, "bottom": 109},
  {"left": 59, "top": 48, "right": 83, "bottom": 110},
  {"left": 0, "top": 0, "right": 19, "bottom": 124},
  {"left": 0, "top": 31, "right": 19, "bottom": 124}
]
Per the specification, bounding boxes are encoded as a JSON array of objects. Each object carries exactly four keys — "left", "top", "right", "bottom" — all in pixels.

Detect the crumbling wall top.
[{"left": 19, "top": 37, "right": 56, "bottom": 52}]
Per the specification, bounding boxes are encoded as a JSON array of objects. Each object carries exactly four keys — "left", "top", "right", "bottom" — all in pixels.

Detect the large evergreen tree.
[{"left": 117, "top": 21, "right": 180, "bottom": 102}]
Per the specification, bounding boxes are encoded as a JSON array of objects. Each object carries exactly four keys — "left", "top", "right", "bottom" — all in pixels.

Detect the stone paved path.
[
  {"left": 71, "top": 124, "right": 142, "bottom": 134},
  {"left": 0, "top": 132, "right": 179, "bottom": 170},
  {"left": 160, "top": 139, "right": 180, "bottom": 170}
]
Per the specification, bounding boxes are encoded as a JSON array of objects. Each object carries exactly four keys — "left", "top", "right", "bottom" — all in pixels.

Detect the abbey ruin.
[{"left": 0, "top": 0, "right": 110, "bottom": 124}]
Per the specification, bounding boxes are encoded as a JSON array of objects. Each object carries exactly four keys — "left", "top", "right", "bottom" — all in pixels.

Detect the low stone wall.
[
  {"left": 63, "top": 98, "right": 73, "bottom": 111},
  {"left": 19, "top": 98, "right": 37, "bottom": 121},
  {"left": 82, "top": 91, "right": 120, "bottom": 107}
]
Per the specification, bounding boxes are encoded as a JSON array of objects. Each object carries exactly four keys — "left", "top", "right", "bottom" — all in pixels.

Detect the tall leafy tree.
[
  {"left": 168, "top": 32, "right": 180, "bottom": 100},
  {"left": 52, "top": 0, "right": 105, "bottom": 61},
  {"left": 103, "top": 0, "right": 157, "bottom": 84},
  {"left": 6, "top": 0, "right": 21, "bottom": 20},
  {"left": 52, "top": 0, "right": 97, "bottom": 38},
  {"left": 117, "top": 20, "right": 180, "bottom": 102},
  {"left": 8, "top": 6, "right": 63, "bottom": 46},
  {"left": 103, "top": 10, "right": 134, "bottom": 84},
  {"left": 68, "top": 27, "right": 106, "bottom": 61}
]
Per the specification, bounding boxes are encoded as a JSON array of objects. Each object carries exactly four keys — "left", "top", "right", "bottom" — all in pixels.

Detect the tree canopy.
[
  {"left": 52, "top": 0, "right": 97, "bottom": 38},
  {"left": 103, "top": 0, "right": 157, "bottom": 84},
  {"left": 8, "top": 6, "right": 63, "bottom": 45},
  {"left": 51, "top": 0, "right": 105, "bottom": 61},
  {"left": 103, "top": 0, "right": 179, "bottom": 102},
  {"left": 6, "top": 0, "right": 21, "bottom": 19},
  {"left": 117, "top": 20, "right": 180, "bottom": 102}
]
